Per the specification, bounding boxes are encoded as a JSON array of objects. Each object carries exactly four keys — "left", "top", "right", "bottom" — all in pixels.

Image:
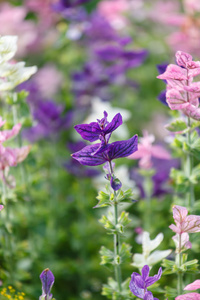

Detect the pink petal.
[
  {"left": 183, "top": 104, "right": 200, "bottom": 121},
  {"left": 182, "top": 215, "right": 200, "bottom": 233},
  {"left": 176, "top": 293, "right": 200, "bottom": 300},
  {"left": 169, "top": 224, "right": 181, "bottom": 234},
  {"left": 157, "top": 64, "right": 188, "bottom": 81},
  {"left": 173, "top": 205, "right": 188, "bottom": 224},
  {"left": 176, "top": 51, "right": 193, "bottom": 68},
  {"left": 15, "top": 145, "right": 31, "bottom": 163},
  {"left": 0, "top": 123, "right": 21, "bottom": 143},
  {"left": 128, "top": 144, "right": 150, "bottom": 159},
  {"left": 151, "top": 145, "right": 171, "bottom": 159},
  {"left": 0, "top": 205, "right": 4, "bottom": 211},
  {"left": 184, "top": 280, "right": 200, "bottom": 291}
]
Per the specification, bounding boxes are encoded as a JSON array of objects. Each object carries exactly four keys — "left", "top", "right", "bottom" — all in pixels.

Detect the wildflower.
[
  {"left": 128, "top": 131, "right": 170, "bottom": 169},
  {"left": 129, "top": 265, "right": 162, "bottom": 300},
  {"left": 176, "top": 279, "right": 200, "bottom": 299},
  {"left": 39, "top": 268, "right": 55, "bottom": 300},
  {"left": 132, "top": 231, "right": 171, "bottom": 269},
  {"left": 169, "top": 205, "right": 200, "bottom": 234},
  {"left": 0, "top": 35, "right": 37, "bottom": 91},
  {"left": 157, "top": 51, "right": 200, "bottom": 120}
]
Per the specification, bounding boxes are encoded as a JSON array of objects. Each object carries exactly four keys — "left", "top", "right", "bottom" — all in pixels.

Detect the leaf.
[
  {"left": 95, "top": 190, "right": 111, "bottom": 208},
  {"left": 165, "top": 119, "right": 187, "bottom": 132}
]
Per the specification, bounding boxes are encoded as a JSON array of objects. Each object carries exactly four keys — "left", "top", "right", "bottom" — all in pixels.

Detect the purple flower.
[
  {"left": 40, "top": 268, "right": 55, "bottom": 300},
  {"left": 129, "top": 265, "right": 162, "bottom": 300},
  {"left": 71, "top": 135, "right": 138, "bottom": 166},
  {"left": 74, "top": 111, "right": 122, "bottom": 143}
]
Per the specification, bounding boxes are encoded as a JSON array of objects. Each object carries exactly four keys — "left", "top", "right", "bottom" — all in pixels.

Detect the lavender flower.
[
  {"left": 39, "top": 268, "right": 55, "bottom": 300},
  {"left": 129, "top": 265, "right": 162, "bottom": 300}
]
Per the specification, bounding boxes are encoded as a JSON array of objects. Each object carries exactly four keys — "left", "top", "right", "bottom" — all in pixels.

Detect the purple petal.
[
  {"left": 141, "top": 265, "right": 150, "bottom": 281},
  {"left": 144, "top": 291, "right": 154, "bottom": 300},
  {"left": 104, "top": 113, "right": 123, "bottom": 135},
  {"left": 145, "top": 267, "right": 162, "bottom": 287},
  {"left": 129, "top": 274, "right": 145, "bottom": 298},
  {"left": 71, "top": 143, "right": 107, "bottom": 166},
  {"left": 40, "top": 268, "right": 54, "bottom": 297},
  {"left": 135, "top": 276, "right": 145, "bottom": 289},
  {"left": 107, "top": 135, "right": 138, "bottom": 160},
  {"left": 74, "top": 122, "right": 100, "bottom": 142}
]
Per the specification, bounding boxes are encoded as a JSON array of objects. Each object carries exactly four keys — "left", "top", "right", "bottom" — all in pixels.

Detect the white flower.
[
  {"left": 0, "top": 35, "right": 37, "bottom": 91},
  {"left": 0, "top": 35, "right": 18, "bottom": 63},
  {"left": 132, "top": 231, "right": 172, "bottom": 270}
]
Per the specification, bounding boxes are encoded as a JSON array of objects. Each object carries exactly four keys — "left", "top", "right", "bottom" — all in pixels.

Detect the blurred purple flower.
[
  {"left": 157, "top": 62, "right": 168, "bottom": 106},
  {"left": 129, "top": 265, "right": 162, "bottom": 300},
  {"left": 40, "top": 268, "right": 54, "bottom": 300},
  {"left": 130, "top": 157, "right": 179, "bottom": 198}
]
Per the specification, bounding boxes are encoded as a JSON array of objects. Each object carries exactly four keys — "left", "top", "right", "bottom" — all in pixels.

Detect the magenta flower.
[
  {"left": 129, "top": 265, "right": 162, "bottom": 300},
  {"left": 157, "top": 51, "right": 200, "bottom": 120},
  {"left": 169, "top": 205, "right": 200, "bottom": 234},
  {"left": 128, "top": 131, "right": 170, "bottom": 169},
  {"left": 184, "top": 280, "right": 200, "bottom": 291}
]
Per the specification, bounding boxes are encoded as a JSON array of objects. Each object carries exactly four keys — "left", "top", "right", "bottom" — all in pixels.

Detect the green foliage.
[{"left": 165, "top": 119, "right": 187, "bottom": 133}]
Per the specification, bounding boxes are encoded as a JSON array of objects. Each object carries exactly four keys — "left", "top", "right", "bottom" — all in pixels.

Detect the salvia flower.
[
  {"left": 0, "top": 35, "right": 37, "bottom": 91},
  {"left": 39, "top": 268, "right": 55, "bottom": 300},
  {"left": 129, "top": 265, "right": 162, "bottom": 300},
  {"left": 176, "top": 279, "right": 200, "bottom": 299},
  {"left": 169, "top": 205, "right": 200, "bottom": 234},
  {"left": 132, "top": 231, "right": 171, "bottom": 270},
  {"left": 72, "top": 111, "right": 138, "bottom": 167},
  {"left": 157, "top": 50, "right": 200, "bottom": 120}
]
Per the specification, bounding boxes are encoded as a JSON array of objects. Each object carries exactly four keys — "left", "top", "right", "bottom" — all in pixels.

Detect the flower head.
[
  {"left": 129, "top": 265, "right": 162, "bottom": 300},
  {"left": 39, "top": 268, "right": 55, "bottom": 300},
  {"left": 157, "top": 51, "right": 200, "bottom": 120},
  {"left": 169, "top": 205, "right": 200, "bottom": 234}
]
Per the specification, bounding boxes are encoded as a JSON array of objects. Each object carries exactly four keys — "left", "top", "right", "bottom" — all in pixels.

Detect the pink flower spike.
[
  {"left": 0, "top": 205, "right": 4, "bottom": 211},
  {"left": 184, "top": 280, "right": 200, "bottom": 291},
  {"left": 157, "top": 64, "right": 188, "bottom": 82},
  {"left": 176, "top": 293, "right": 200, "bottom": 300},
  {"left": 176, "top": 51, "right": 193, "bottom": 68}
]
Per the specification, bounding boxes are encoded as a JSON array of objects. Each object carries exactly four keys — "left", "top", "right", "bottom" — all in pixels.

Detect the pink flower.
[
  {"left": 172, "top": 232, "right": 192, "bottom": 252},
  {"left": 128, "top": 131, "right": 170, "bottom": 169},
  {"left": 0, "top": 117, "right": 31, "bottom": 171},
  {"left": 98, "top": 0, "right": 129, "bottom": 29},
  {"left": 176, "top": 293, "right": 200, "bottom": 300},
  {"left": 169, "top": 205, "right": 200, "bottom": 234},
  {"left": 157, "top": 51, "right": 200, "bottom": 120},
  {"left": 184, "top": 280, "right": 200, "bottom": 291},
  {"left": 0, "top": 205, "right": 4, "bottom": 212}
]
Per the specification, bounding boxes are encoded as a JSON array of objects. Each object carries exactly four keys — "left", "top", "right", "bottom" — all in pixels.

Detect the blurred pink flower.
[
  {"left": 184, "top": 280, "right": 200, "bottom": 291},
  {"left": 128, "top": 131, "right": 170, "bottom": 169},
  {"left": 0, "top": 205, "right": 4, "bottom": 212},
  {"left": 0, "top": 117, "right": 31, "bottom": 171},
  {"left": 98, "top": 0, "right": 129, "bottom": 29},
  {"left": 33, "top": 64, "right": 63, "bottom": 98},
  {"left": 0, "top": 3, "right": 38, "bottom": 56},
  {"left": 169, "top": 205, "right": 200, "bottom": 234}
]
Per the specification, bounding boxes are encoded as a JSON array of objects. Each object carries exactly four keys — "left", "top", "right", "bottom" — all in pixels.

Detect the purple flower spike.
[
  {"left": 129, "top": 265, "right": 162, "bottom": 300},
  {"left": 71, "top": 135, "right": 138, "bottom": 166},
  {"left": 74, "top": 111, "right": 122, "bottom": 143},
  {"left": 40, "top": 268, "right": 55, "bottom": 300}
]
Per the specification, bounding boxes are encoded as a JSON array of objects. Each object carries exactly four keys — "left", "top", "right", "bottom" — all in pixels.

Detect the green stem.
[
  {"left": 143, "top": 174, "right": 152, "bottom": 231},
  {"left": 109, "top": 162, "right": 122, "bottom": 293},
  {"left": 177, "top": 234, "right": 183, "bottom": 295},
  {"left": 186, "top": 117, "right": 195, "bottom": 209}
]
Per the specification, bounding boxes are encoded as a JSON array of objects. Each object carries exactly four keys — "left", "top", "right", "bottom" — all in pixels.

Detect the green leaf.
[
  {"left": 116, "top": 189, "right": 136, "bottom": 204},
  {"left": 119, "top": 243, "right": 132, "bottom": 263},
  {"left": 165, "top": 119, "right": 187, "bottom": 132},
  {"left": 95, "top": 190, "right": 112, "bottom": 208},
  {"left": 99, "top": 246, "right": 114, "bottom": 267},
  {"left": 99, "top": 214, "right": 115, "bottom": 232}
]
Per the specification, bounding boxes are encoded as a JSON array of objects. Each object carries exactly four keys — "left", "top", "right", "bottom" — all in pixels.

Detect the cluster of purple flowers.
[
  {"left": 18, "top": 81, "right": 72, "bottom": 143},
  {"left": 72, "top": 111, "right": 138, "bottom": 189}
]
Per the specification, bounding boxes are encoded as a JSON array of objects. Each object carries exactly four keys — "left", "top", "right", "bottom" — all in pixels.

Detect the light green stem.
[
  {"left": 177, "top": 234, "right": 183, "bottom": 295},
  {"left": 186, "top": 117, "right": 195, "bottom": 209},
  {"left": 109, "top": 162, "right": 122, "bottom": 294}
]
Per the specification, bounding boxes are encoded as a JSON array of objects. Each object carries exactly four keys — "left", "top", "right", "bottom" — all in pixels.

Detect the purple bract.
[
  {"left": 129, "top": 265, "right": 162, "bottom": 300},
  {"left": 40, "top": 268, "right": 55, "bottom": 300}
]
